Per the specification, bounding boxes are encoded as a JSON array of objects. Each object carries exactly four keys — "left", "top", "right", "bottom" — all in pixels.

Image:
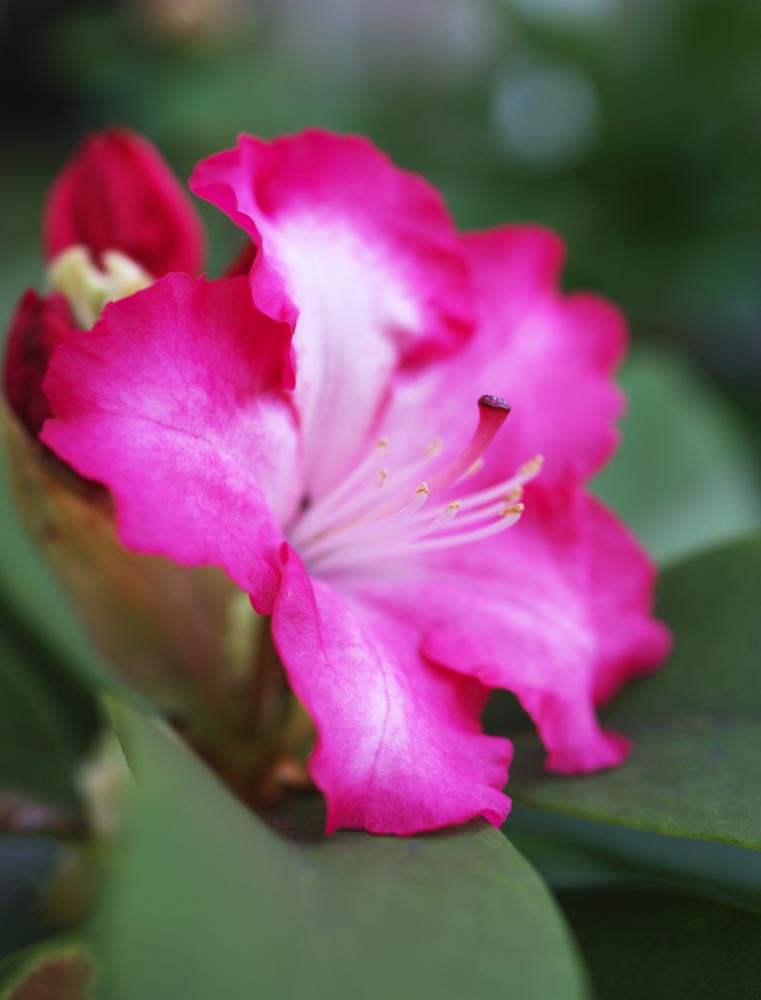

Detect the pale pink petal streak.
[
  {"left": 191, "top": 130, "right": 473, "bottom": 498},
  {"left": 271, "top": 546, "right": 512, "bottom": 835}
]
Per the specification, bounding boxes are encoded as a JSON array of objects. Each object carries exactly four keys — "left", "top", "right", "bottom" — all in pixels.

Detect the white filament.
[{"left": 289, "top": 429, "right": 542, "bottom": 578}]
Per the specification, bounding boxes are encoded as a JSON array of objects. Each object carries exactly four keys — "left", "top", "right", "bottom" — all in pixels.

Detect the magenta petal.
[
  {"left": 44, "top": 128, "right": 205, "bottom": 277},
  {"left": 382, "top": 225, "right": 626, "bottom": 490},
  {"left": 360, "top": 487, "right": 670, "bottom": 775},
  {"left": 191, "top": 129, "right": 473, "bottom": 497},
  {"left": 466, "top": 227, "right": 627, "bottom": 486},
  {"left": 271, "top": 547, "right": 511, "bottom": 835},
  {"left": 40, "top": 274, "right": 300, "bottom": 605}
]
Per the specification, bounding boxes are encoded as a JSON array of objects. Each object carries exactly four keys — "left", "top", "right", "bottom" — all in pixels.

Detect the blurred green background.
[{"left": 2, "top": 0, "right": 760, "bottom": 442}]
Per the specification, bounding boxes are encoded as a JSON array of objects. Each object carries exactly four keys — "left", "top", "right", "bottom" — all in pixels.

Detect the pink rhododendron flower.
[{"left": 34, "top": 129, "right": 669, "bottom": 835}]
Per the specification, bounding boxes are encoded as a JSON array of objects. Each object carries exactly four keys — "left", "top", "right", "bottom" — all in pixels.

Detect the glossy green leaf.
[
  {"left": 593, "top": 349, "right": 761, "bottom": 565},
  {"left": 0, "top": 584, "right": 99, "bottom": 814},
  {"left": 99, "top": 706, "right": 588, "bottom": 1000},
  {"left": 507, "top": 805, "right": 761, "bottom": 914},
  {"left": 560, "top": 889, "right": 761, "bottom": 1000},
  {"left": 508, "top": 534, "right": 761, "bottom": 849},
  {"left": 0, "top": 453, "right": 110, "bottom": 698}
]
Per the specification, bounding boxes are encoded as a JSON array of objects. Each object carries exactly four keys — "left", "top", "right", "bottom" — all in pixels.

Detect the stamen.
[
  {"left": 398, "top": 502, "right": 525, "bottom": 554},
  {"left": 518, "top": 455, "right": 544, "bottom": 479},
  {"left": 440, "top": 454, "right": 543, "bottom": 513},
  {"left": 288, "top": 395, "right": 539, "bottom": 579},
  {"left": 326, "top": 442, "right": 441, "bottom": 529},
  {"left": 418, "top": 500, "right": 461, "bottom": 536},
  {"left": 464, "top": 457, "right": 485, "bottom": 479},
  {"left": 296, "top": 481, "right": 430, "bottom": 565},
  {"left": 411, "top": 482, "right": 430, "bottom": 507},
  {"left": 374, "top": 440, "right": 444, "bottom": 497},
  {"left": 289, "top": 438, "right": 390, "bottom": 543},
  {"left": 309, "top": 501, "right": 525, "bottom": 574}
]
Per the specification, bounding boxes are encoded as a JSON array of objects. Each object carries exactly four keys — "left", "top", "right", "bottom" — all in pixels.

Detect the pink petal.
[
  {"left": 44, "top": 128, "right": 205, "bottom": 277},
  {"left": 40, "top": 274, "right": 300, "bottom": 606},
  {"left": 3, "top": 289, "right": 74, "bottom": 434},
  {"left": 357, "top": 487, "right": 670, "bottom": 775},
  {"left": 190, "top": 129, "right": 472, "bottom": 497},
  {"left": 383, "top": 225, "right": 626, "bottom": 489},
  {"left": 271, "top": 546, "right": 511, "bottom": 835}
]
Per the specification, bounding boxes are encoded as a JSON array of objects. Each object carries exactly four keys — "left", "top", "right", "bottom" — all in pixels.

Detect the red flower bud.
[
  {"left": 43, "top": 128, "right": 205, "bottom": 278},
  {"left": 3, "top": 290, "right": 74, "bottom": 434}
]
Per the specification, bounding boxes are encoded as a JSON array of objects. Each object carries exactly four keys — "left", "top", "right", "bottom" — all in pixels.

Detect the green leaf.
[
  {"left": 0, "top": 585, "right": 99, "bottom": 814},
  {"left": 593, "top": 349, "right": 761, "bottom": 565},
  {"left": 0, "top": 443, "right": 110, "bottom": 698},
  {"left": 507, "top": 805, "right": 761, "bottom": 914},
  {"left": 98, "top": 706, "right": 588, "bottom": 1000},
  {"left": 508, "top": 533, "right": 761, "bottom": 849},
  {"left": 560, "top": 888, "right": 761, "bottom": 1000}
]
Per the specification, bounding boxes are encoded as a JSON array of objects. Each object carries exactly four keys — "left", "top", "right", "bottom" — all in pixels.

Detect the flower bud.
[
  {"left": 2, "top": 290, "right": 73, "bottom": 436},
  {"left": 43, "top": 128, "right": 205, "bottom": 278}
]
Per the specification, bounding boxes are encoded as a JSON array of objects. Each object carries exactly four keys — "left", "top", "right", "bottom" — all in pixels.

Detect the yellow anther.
[
  {"left": 465, "top": 456, "right": 486, "bottom": 478},
  {"left": 499, "top": 502, "right": 525, "bottom": 518},
  {"left": 519, "top": 455, "right": 544, "bottom": 478}
]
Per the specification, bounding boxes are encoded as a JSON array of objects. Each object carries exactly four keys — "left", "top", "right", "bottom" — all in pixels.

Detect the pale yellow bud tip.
[{"left": 48, "top": 244, "right": 153, "bottom": 329}]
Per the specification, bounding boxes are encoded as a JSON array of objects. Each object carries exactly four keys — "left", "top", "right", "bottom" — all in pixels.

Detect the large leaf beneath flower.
[
  {"left": 507, "top": 806, "right": 761, "bottom": 914},
  {"left": 507, "top": 533, "right": 761, "bottom": 849},
  {"left": 560, "top": 888, "right": 761, "bottom": 1000},
  {"left": 0, "top": 582, "right": 98, "bottom": 815},
  {"left": 0, "top": 439, "right": 109, "bottom": 697},
  {"left": 592, "top": 348, "right": 761, "bottom": 565},
  {"left": 98, "top": 706, "right": 588, "bottom": 1000}
]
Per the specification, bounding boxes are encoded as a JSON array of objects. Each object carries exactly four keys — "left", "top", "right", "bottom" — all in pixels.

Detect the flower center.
[
  {"left": 48, "top": 245, "right": 153, "bottom": 329},
  {"left": 288, "top": 395, "right": 542, "bottom": 578}
]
